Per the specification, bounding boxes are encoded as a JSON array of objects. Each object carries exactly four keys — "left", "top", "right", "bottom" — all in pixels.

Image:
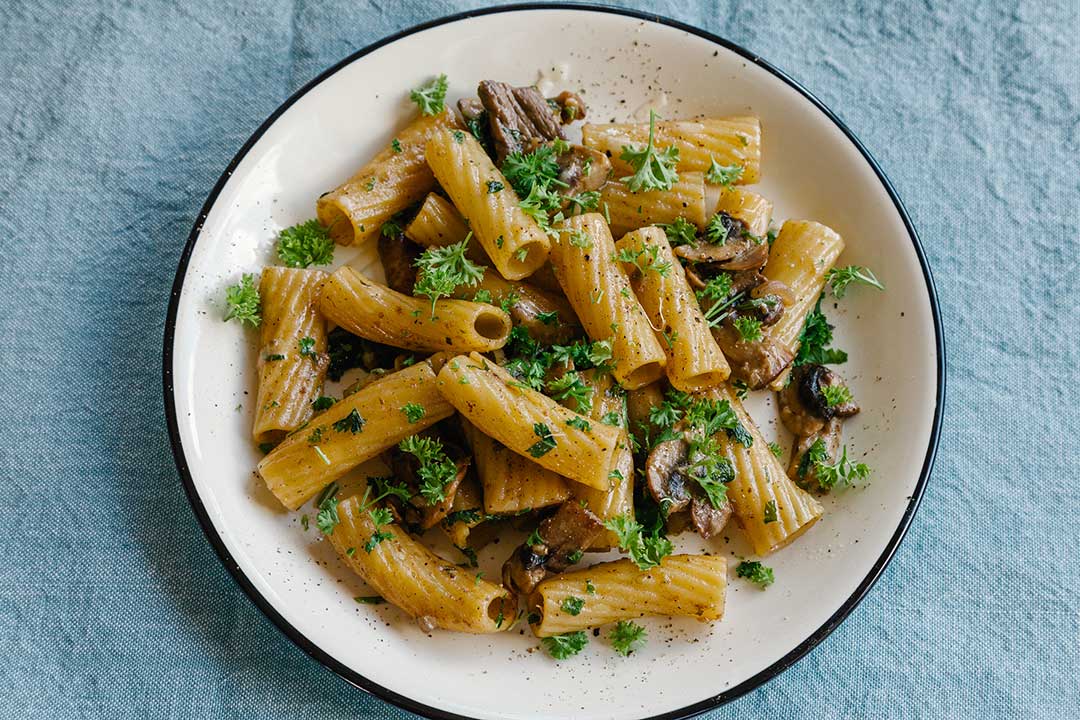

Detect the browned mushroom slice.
[
  {"left": 555, "top": 144, "right": 611, "bottom": 198},
  {"left": 712, "top": 320, "right": 794, "bottom": 389},
  {"left": 457, "top": 97, "right": 484, "bottom": 122},
  {"left": 502, "top": 501, "right": 603, "bottom": 595},
  {"left": 376, "top": 231, "right": 421, "bottom": 295},
  {"left": 645, "top": 436, "right": 693, "bottom": 513},
  {"left": 478, "top": 81, "right": 566, "bottom": 162},
  {"left": 552, "top": 90, "right": 587, "bottom": 123},
  {"left": 789, "top": 417, "right": 843, "bottom": 491},
  {"left": 388, "top": 438, "right": 471, "bottom": 530},
  {"left": 778, "top": 364, "right": 861, "bottom": 436},
  {"left": 689, "top": 495, "right": 732, "bottom": 539}
]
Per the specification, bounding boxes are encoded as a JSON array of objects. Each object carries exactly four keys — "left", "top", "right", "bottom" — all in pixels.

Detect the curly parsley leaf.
[
  {"left": 619, "top": 110, "right": 679, "bottom": 192},
  {"left": 826, "top": 265, "right": 884, "bottom": 298},
  {"left": 659, "top": 216, "right": 698, "bottom": 247},
  {"left": 560, "top": 596, "right": 585, "bottom": 616},
  {"left": 614, "top": 242, "right": 671, "bottom": 277},
  {"left": 733, "top": 315, "right": 763, "bottom": 343},
  {"left": 705, "top": 157, "right": 743, "bottom": 188},
  {"left": 527, "top": 422, "right": 557, "bottom": 458},
  {"left": 409, "top": 74, "right": 448, "bottom": 116},
  {"left": 332, "top": 409, "right": 366, "bottom": 434},
  {"left": 541, "top": 631, "right": 588, "bottom": 660},
  {"left": 224, "top": 274, "right": 261, "bottom": 327},
  {"left": 604, "top": 514, "right": 673, "bottom": 571},
  {"left": 315, "top": 481, "right": 340, "bottom": 535},
  {"left": 413, "top": 235, "right": 485, "bottom": 317},
  {"left": 736, "top": 560, "right": 774, "bottom": 588},
  {"left": 794, "top": 296, "right": 848, "bottom": 366},
  {"left": 609, "top": 620, "right": 647, "bottom": 656},
  {"left": 399, "top": 435, "right": 459, "bottom": 504},
  {"left": 547, "top": 372, "right": 593, "bottom": 414},
  {"left": 276, "top": 219, "right": 334, "bottom": 268},
  {"left": 400, "top": 403, "right": 426, "bottom": 423}
]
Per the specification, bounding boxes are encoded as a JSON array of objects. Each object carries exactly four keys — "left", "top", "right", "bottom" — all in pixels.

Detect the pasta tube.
[
  {"left": 329, "top": 493, "right": 515, "bottom": 633},
  {"left": 404, "top": 192, "right": 489, "bottom": 265},
  {"left": 583, "top": 116, "right": 761, "bottom": 183},
  {"left": 258, "top": 362, "right": 454, "bottom": 509},
  {"left": 462, "top": 420, "right": 570, "bottom": 514},
  {"left": 715, "top": 187, "right": 773, "bottom": 238},
  {"left": 614, "top": 227, "right": 730, "bottom": 391},
  {"left": 762, "top": 220, "right": 845, "bottom": 390},
  {"left": 703, "top": 384, "right": 824, "bottom": 555},
  {"left": 318, "top": 266, "right": 511, "bottom": 353},
  {"left": 464, "top": 272, "right": 581, "bottom": 345},
  {"left": 436, "top": 353, "right": 620, "bottom": 490},
  {"left": 425, "top": 129, "right": 550, "bottom": 279},
  {"left": 317, "top": 110, "right": 457, "bottom": 246},
  {"left": 528, "top": 555, "right": 726, "bottom": 636},
  {"left": 600, "top": 171, "right": 707, "bottom": 238},
  {"left": 252, "top": 268, "right": 328, "bottom": 444},
  {"left": 550, "top": 214, "right": 666, "bottom": 389}
]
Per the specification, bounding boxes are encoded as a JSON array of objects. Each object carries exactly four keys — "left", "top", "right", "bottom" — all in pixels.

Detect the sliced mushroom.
[
  {"left": 478, "top": 81, "right": 565, "bottom": 162},
  {"left": 788, "top": 417, "right": 843, "bottom": 491},
  {"left": 690, "top": 496, "right": 732, "bottom": 539},
  {"left": 377, "top": 231, "right": 421, "bottom": 295},
  {"left": 502, "top": 501, "right": 603, "bottom": 595},
  {"left": 777, "top": 364, "right": 860, "bottom": 436},
  {"left": 712, "top": 320, "right": 795, "bottom": 390},
  {"left": 645, "top": 436, "right": 693, "bottom": 513},
  {"left": 555, "top": 143, "right": 611, "bottom": 198},
  {"left": 552, "top": 90, "right": 587, "bottom": 123}
]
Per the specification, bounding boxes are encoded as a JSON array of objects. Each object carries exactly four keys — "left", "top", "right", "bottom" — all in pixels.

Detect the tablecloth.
[{"left": 1, "top": 0, "right": 1077, "bottom": 718}]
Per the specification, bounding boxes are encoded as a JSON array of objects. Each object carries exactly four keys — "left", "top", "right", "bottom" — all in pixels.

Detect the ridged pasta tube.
[
  {"left": 600, "top": 172, "right": 707, "bottom": 238},
  {"left": 329, "top": 493, "right": 515, "bottom": 633},
  {"left": 318, "top": 266, "right": 511, "bottom": 353},
  {"left": 317, "top": 110, "right": 457, "bottom": 246},
  {"left": 614, "top": 227, "right": 730, "bottom": 391},
  {"left": 436, "top": 353, "right": 619, "bottom": 490},
  {"left": 550, "top": 214, "right": 666, "bottom": 390},
  {"left": 404, "top": 192, "right": 489, "bottom": 265},
  {"left": 462, "top": 419, "right": 569, "bottom": 514},
  {"left": 527, "top": 555, "right": 726, "bottom": 636},
  {"left": 257, "top": 362, "right": 454, "bottom": 509},
  {"left": 715, "top": 187, "right": 773, "bottom": 238},
  {"left": 425, "top": 128, "right": 550, "bottom": 279},
  {"left": 253, "top": 268, "right": 328, "bottom": 444}
]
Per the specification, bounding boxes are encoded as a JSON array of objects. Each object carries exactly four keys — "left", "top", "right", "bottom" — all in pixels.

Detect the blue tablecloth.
[{"left": 1, "top": 1, "right": 1076, "bottom": 717}]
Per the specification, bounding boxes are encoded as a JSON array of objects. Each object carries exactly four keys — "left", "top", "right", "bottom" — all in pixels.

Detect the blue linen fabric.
[{"left": 0, "top": 0, "right": 1077, "bottom": 718}]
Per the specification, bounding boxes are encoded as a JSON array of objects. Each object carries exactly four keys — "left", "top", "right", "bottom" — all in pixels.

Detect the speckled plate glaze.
[{"left": 164, "top": 5, "right": 944, "bottom": 719}]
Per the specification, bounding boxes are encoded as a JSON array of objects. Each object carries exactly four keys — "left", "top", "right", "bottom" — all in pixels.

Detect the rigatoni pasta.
[
  {"left": 463, "top": 419, "right": 570, "bottom": 513},
  {"left": 715, "top": 187, "right": 773, "bottom": 238},
  {"left": 600, "top": 171, "right": 707, "bottom": 238},
  {"left": 253, "top": 267, "right": 329, "bottom": 444}
]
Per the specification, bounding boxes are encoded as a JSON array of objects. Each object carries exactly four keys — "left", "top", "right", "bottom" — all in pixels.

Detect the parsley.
[
  {"left": 315, "top": 482, "right": 340, "bottom": 535},
  {"left": 797, "top": 438, "right": 830, "bottom": 480},
  {"left": 609, "top": 620, "right": 647, "bottom": 656},
  {"left": 409, "top": 74, "right": 448, "bottom": 115},
  {"left": 526, "top": 527, "right": 545, "bottom": 547},
  {"left": 560, "top": 596, "right": 585, "bottom": 616},
  {"left": 768, "top": 441, "right": 784, "bottom": 458},
  {"left": 567, "top": 549, "right": 584, "bottom": 564},
  {"left": 566, "top": 416, "right": 591, "bottom": 432},
  {"left": 826, "top": 265, "right": 884, "bottom": 298},
  {"left": 736, "top": 560, "right": 774, "bottom": 588},
  {"left": 696, "top": 274, "right": 740, "bottom": 328},
  {"left": 733, "top": 316, "right": 763, "bottom": 343},
  {"left": 619, "top": 110, "right": 679, "bottom": 192},
  {"left": 733, "top": 379, "right": 749, "bottom": 399},
  {"left": 500, "top": 291, "right": 519, "bottom": 313},
  {"left": 398, "top": 435, "right": 459, "bottom": 504},
  {"left": 600, "top": 411, "right": 622, "bottom": 427},
  {"left": 380, "top": 219, "right": 403, "bottom": 238},
  {"left": 705, "top": 212, "right": 733, "bottom": 244},
  {"left": 332, "top": 408, "right": 366, "bottom": 434},
  {"left": 276, "top": 219, "right": 334, "bottom": 268},
  {"left": 486, "top": 180, "right": 504, "bottom": 193},
  {"left": 608, "top": 468, "right": 624, "bottom": 483},
  {"left": 307, "top": 427, "right": 325, "bottom": 445},
  {"left": 815, "top": 445, "right": 871, "bottom": 489},
  {"left": 585, "top": 579, "right": 596, "bottom": 594},
  {"left": 822, "top": 385, "right": 854, "bottom": 408},
  {"left": 527, "top": 422, "right": 557, "bottom": 457},
  {"left": 313, "top": 396, "right": 336, "bottom": 412},
  {"left": 541, "top": 631, "right": 588, "bottom": 660},
  {"left": 684, "top": 395, "right": 752, "bottom": 448},
  {"left": 567, "top": 229, "right": 592, "bottom": 248},
  {"left": 224, "top": 273, "right": 261, "bottom": 327},
  {"left": 763, "top": 499, "right": 778, "bottom": 524},
  {"left": 705, "top": 157, "right": 743, "bottom": 188},
  {"left": 794, "top": 296, "right": 848, "bottom": 366},
  {"left": 264, "top": 353, "right": 286, "bottom": 362},
  {"left": 472, "top": 289, "right": 493, "bottom": 304},
  {"left": 451, "top": 129, "right": 465, "bottom": 143},
  {"left": 413, "top": 235, "right": 485, "bottom": 317},
  {"left": 368, "top": 475, "right": 412, "bottom": 503},
  {"left": 615, "top": 243, "right": 671, "bottom": 277},
  {"left": 659, "top": 216, "right": 697, "bottom": 247},
  {"left": 298, "top": 336, "right": 316, "bottom": 358},
  {"left": 566, "top": 190, "right": 600, "bottom": 214},
  {"left": 604, "top": 514, "right": 673, "bottom": 571},
  {"left": 536, "top": 310, "right": 559, "bottom": 325},
  {"left": 547, "top": 372, "right": 593, "bottom": 413},
  {"left": 355, "top": 595, "right": 385, "bottom": 604},
  {"left": 400, "top": 403, "right": 426, "bottom": 423},
  {"left": 391, "top": 138, "right": 402, "bottom": 153},
  {"left": 502, "top": 145, "right": 563, "bottom": 198},
  {"left": 300, "top": 514, "right": 309, "bottom": 531},
  {"left": 364, "top": 507, "right": 394, "bottom": 552}
]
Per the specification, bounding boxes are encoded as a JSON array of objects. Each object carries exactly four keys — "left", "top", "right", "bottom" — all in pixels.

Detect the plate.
[{"left": 163, "top": 5, "right": 944, "bottom": 719}]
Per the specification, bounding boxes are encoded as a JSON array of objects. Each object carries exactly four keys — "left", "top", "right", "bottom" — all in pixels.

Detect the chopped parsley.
[
  {"left": 276, "top": 219, "right": 334, "bottom": 268},
  {"left": 391, "top": 138, "right": 402, "bottom": 153},
  {"left": 332, "top": 408, "right": 365, "bottom": 434},
  {"left": 398, "top": 435, "right": 459, "bottom": 504},
  {"left": 547, "top": 372, "right": 593, "bottom": 413},
  {"left": 659, "top": 216, "right": 697, "bottom": 247},
  {"left": 768, "top": 441, "right": 784, "bottom": 458},
  {"left": 763, "top": 499, "right": 778, "bottom": 524},
  {"left": 527, "top": 422, "right": 557, "bottom": 458},
  {"left": 400, "top": 403, "right": 426, "bottom": 423},
  {"left": 486, "top": 180, "right": 504, "bottom": 193},
  {"left": 298, "top": 336, "right": 316, "bottom": 358},
  {"left": 566, "top": 190, "right": 600, "bottom": 214},
  {"left": 821, "top": 385, "right": 854, "bottom": 408},
  {"left": 560, "top": 596, "right": 585, "bottom": 616},
  {"left": 472, "top": 289, "right": 493, "bottom": 304},
  {"left": 364, "top": 507, "right": 394, "bottom": 552},
  {"left": 566, "top": 416, "right": 591, "bottom": 432},
  {"left": 412, "top": 235, "right": 485, "bottom": 317},
  {"left": 567, "top": 229, "right": 592, "bottom": 248},
  {"left": 733, "top": 315, "right": 763, "bottom": 343},
  {"left": 585, "top": 579, "right": 596, "bottom": 594},
  {"left": 409, "top": 74, "right": 448, "bottom": 115},
  {"left": 816, "top": 445, "right": 871, "bottom": 489},
  {"left": 825, "top": 265, "right": 884, "bottom": 298},
  {"left": 355, "top": 595, "right": 385, "bottom": 605},
  {"left": 733, "top": 379, "right": 750, "bottom": 399},
  {"left": 705, "top": 212, "right": 733, "bottom": 244},
  {"left": 604, "top": 514, "right": 673, "bottom": 571},
  {"left": 541, "top": 631, "right": 588, "bottom": 660},
  {"left": 314, "top": 481, "right": 340, "bottom": 535},
  {"left": 609, "top": 620, "right": 647, "bottom": 656},
  {"left": 224, "top": 273, "right": 261, "bottom": 327},
  {"left": 794, "top": 296, "right": 848, "bottom": 366},
  {"left": 705, "top": 157, "right": 743, "bottom": 188},
  {"left": 614, "top": 242, "right": 671, "bottom": 277},
  {"left": 736, "top": 560, "right": 774, "bottom": 588},
  {"left": 567, "top": 549, "right": 584, "bottom": 564},
  {"left": 536, "top": 310, "right": 559, "bottom": 325},
  {"left": 619, "top": 110, "right": 679, "bottom": 192}
]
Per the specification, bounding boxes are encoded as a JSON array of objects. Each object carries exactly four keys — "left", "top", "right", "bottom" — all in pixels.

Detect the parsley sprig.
[
  {"left": 412, "top": 235, "right": 485, "bottom": 318},
  {"left": 825, "top": 265, "right": 884, "bottom": 298},
  {"left": 224, "top": 274, "right": 261, "bottom": 327},
  {"left": 659, "top": 216, "right": 698, "bottom": 247},
  {"left": 541, "top": 631, "right": 589, "bottom": 660},
  {"left": 794, "top": 296, "right": 848, "bottom": 366},
  {"left": 604, "top": 514, "right": 673, "bottom": 571},
  {"left": 409, "top": 74, "right": 448, "bottom": 116},
  {"left": 614, "top": 242, "right": 671, "bottom": 277},
  {"left": 705, "top": 157, "right": 743, "bottom": 188},
  {"left": 398, "top": 435, "right": 459, "bottom": 504},
  {"left": 277, "top": 219, "right": 334, "bottom": 268},
  {"left": 609, "top": 620, "right": 647, "bottom": 656},
  {"left": 619, "top": 110, "right": 679, "bottom": 192},
  {"left": 736, "top": 560, "right": 774, "bottom": 588}
]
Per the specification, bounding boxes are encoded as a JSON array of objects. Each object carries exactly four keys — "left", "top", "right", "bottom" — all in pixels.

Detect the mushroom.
[
  {"left": 477, "top": 81, "right": 566, "bottom": 162},
  {"left": 645, "top": 434, "right": 733, "bottom": 539},
  {"left": 555, "top": 143, "right": 611, "bottom": 199},
  {"left": 376, "top": 231, "right": 421, "bottom": 295},
  {"left": 711, "top": 320, "right": 795, "bottom": 389},
  {"left": 502, "top": 501, "right": 603, "bottom": 595},
  {"left": 674, "top": 213, "right": 769, "bottom": 271},
  {"left": 552, "top": 90, "right": 587, "bottom": 123}
]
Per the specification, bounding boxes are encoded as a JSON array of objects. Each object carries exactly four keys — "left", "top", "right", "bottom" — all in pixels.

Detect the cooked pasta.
[
  {"left": 715, "top": 187, "right": 773, "bottom": 238},
  {"left": 425, "top": 128, "right": 550, "bottom": 279},
  {"left": 462, "top": 419, "right": 570, "bottom": 513},
  {"left": 436, "top": 353, "right": 620, "bottom": 490},
  {"left": 257, "top": 361, "right": 454, "bottom": 509},
  {"left": 404, "top": 192, "right": 489, "bottom": 265},
  {"left": 600, "top": 171, "right": 708, "bottom": 238},
  {"left": 528, "top": 555, "right": 726, "bottom": 636},
  {"left": 253, "top": 268, "right": 329, "bottom": 444},
  {"left": 613, "top": 227, "right": 730, "bottom": 391},
  {"left": 319, "top": 266, "right": 512, "bottom": 353},
  {"left": 583, "top": 116, "right": 761, "bottom": 183},
  {"left": 329, "top": 492, "right": 515, "bottom": 633},
  {"left": 550, "top": 213, "right": 666, "bottom": 389},
  {"left": 317, "top": 110, "right": 457, "bottom": 246}
]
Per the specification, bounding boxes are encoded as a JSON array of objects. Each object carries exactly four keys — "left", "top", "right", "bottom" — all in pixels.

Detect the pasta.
[
  {"left": 528, "top": 555, "right": 726, "bottom": 636},
  {"left": 436, "top": 353, "right": 620, "bottom": 490},
  {"left": 319, "top": 266, "right": 512, "bottom": 353},
  {"left": 550, "top": 213, "right": 667, "bottom": 390},
  {"left": 252, "top": 268, "right": 329, "bottom": 444},
  {"left": 614, "top": 227, "right": 730, "bottom": 391},
  {"left": 329, "top": 492, "right": 515, "bottom": 633},
  {"left": 425, "top": 128, "right": 551, "bottom": 279},
  {"left": 317, "top": 110, "right": 457, "bottom": 246},
  {"left": 762, "top": 220, "right": 845, "bottom": 390},
  {"left": 583, "top": 116, "right": 761, "bottom": 183},
  {"left": 600, "top": 171, "right": 708, "bottom": 238},
  {"left": 224, "top": 76, "right": 879, "bottom": 653},
  {"left": 257, "top": 361, "right": 454, "bottom": 509}
]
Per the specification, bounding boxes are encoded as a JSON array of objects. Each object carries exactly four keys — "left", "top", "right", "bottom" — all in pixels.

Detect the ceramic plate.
[{"left": 164, "top": 5, "right": 944, "bottom": 719}]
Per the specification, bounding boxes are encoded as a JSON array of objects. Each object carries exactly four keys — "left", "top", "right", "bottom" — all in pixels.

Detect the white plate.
[{"left": 164, "top": 6, "right": 944, "bottom": 719}]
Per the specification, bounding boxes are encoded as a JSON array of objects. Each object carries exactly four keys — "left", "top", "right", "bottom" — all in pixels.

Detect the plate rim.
[{"left": 161, "top": 4, "right": 946, "bottom": 719}]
